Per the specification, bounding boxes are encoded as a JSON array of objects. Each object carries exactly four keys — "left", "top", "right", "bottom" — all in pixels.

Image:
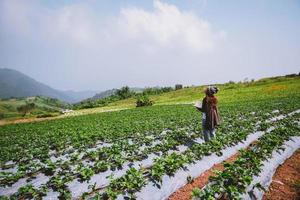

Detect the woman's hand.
[{"left": 196, "top": 107, "right": 202, "bottom": 112}]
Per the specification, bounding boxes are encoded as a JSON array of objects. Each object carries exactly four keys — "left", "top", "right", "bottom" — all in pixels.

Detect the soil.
[
  {"left": 168, "top": 153, "right": 240, "bottom": 200},
  {"left": 0, "top": 108, "right": 126, "bottom": 126},
  {"left": 0, "top": 115, "right": 63, "bottom": 126},
  {"left": 263, "top": 149, "right": 300, "bottom": 200},
  {"left": 168, "top": 142, "right": 299, "bottom": 200}
]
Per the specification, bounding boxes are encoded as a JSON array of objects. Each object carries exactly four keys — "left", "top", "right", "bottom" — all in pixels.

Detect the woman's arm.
[
  {"left": 196, "top": 107, "right": 202, "bottom": 112},
  {"left": 200, "top": 97, "right": 207, "bottom": 113}
]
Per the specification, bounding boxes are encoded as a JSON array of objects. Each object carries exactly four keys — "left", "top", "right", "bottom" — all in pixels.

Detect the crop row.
[
  {"left": 1, "top": 96, "right": 298, "bottom": 166},
  {"left": 0, "top": 97, "right": 299, "bottom": 199},
  {"left": 92, "top": 110, "right": 290, "bottom": 199},
  {"left": 0, "top": 110, "right": 252, "bottom": 199},
  {"left": 0, "top": 125, "right": 204, "bottom": 188},
  {"left": 192, "top": 114, "right": 300, "bottom": 200},
  {"left": 0, "top": 101, "right": 273, "bottom": 185},
  {"left": 0, "top": 109, "right": 276, "bottom": 199}
]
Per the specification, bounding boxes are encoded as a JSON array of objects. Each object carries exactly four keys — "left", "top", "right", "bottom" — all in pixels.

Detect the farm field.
[
  {"left": 0, "top": 77, "right": 300, "bottom": 200},
  {"left": 99, "top": 76, "right": 300, "bottom": 109},
  {"left": 1, "top": 0, "right": 299, "bottom": 199},
  {"left": 1, "top": 76, "right": 299, "bottom": 124},
  {"left": 0, "top": 96, "right": 71, "bottom": 121}
]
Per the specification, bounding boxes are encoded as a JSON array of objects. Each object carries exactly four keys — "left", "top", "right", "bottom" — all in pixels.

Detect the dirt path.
[
  {"left": 0, "top": 115, "right": 65, "bottom": 126},
  {"left": 168, "top": 153, "right": 240, "bottom": 200},
  {"left": 263, "top": 149, "right": 300, "bottom": 200},
  {"left": 168, "top": 141, "right": 260, "bottom": 200},
  {"left": 0, "top": 108, "right": 128, "bottom": 126},
  {"left": 168, "top": 145, "right": 300, "bottom": 200}
]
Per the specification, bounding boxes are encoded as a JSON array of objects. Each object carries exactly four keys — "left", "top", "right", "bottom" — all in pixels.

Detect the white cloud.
[
  {"left": 0, "top": 0, "right": 33, "bottom": 34},
  {"left": 118, "top": 0, "right": 220, "bottom": 52},
  {"left": 1, "top": 0, "right": 299, "bottom": 92},
  {"left": 0, "top": 0, "right": 99, "bottom": 46},
  {"left": 0, "top": 0, "right": 232, "bottom": 90},
  {"left": 0, "top": 0, "right": 223, "bottom": 52},
  {"left": 43, "top": 4, "right": 97, "bottom": 46}
]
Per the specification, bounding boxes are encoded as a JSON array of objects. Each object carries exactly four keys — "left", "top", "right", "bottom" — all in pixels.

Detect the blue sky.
[{"left": 0, "top": 0, "right": 299, "bottom": 91}]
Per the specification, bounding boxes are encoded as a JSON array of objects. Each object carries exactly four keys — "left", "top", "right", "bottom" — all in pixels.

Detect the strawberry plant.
[
  {"left": 192, "top": 116, "right": 300, "bottom": 199},
  {"left": 105, "top": 168, "right": 146, "bottom": 199},
  {"left": 76, "top": 165, "right": 94, "bottom": 182},
  {"left": 0, "top": 93, "right": 299, "bottom": 199}
]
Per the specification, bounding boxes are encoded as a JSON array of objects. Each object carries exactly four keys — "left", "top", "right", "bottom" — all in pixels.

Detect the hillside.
[
  {"left": 0, "top": 96, "right": 71, "bottom": 119},
  {"left": 91, "top": 89, "right": 118, "bottom": 100},
  {"left": 89, "top": 87, "right": 144, "bottom": 101},
  {"left": 0, "top": 68, "right": 97, "bottom": 102},
  {"left": 62, "top": 90, "right": 98, "bottom": 102},
  {"left": 0, "top": 74, "right": 299, "bottom": 199},
  {"left": 1, "top": 74, "right": 299, "bottom": 121},
  {"left": 72, "top": 75, "right": 300, "bottom": 115}
]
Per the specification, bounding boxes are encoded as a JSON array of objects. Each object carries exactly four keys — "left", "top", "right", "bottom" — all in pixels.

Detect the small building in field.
[{"left": 175, "top": 84, "right": 183, "bottom": 90}]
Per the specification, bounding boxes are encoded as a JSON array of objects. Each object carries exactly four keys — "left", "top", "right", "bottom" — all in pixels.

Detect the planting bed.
[
  {"left": 262, "top": 149, "right": 300, "bottom": 200},
  {"left": 191, "top": 114, "right": 300, "bottom": 200},
  {"left": 0, "top": 97, "right": 299, "bottom": 200}
]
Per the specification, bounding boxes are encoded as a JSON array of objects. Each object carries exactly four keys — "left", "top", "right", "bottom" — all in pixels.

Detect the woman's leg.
[
  {"left": 202, "top": 118, "right": 209, "bottom": 142},
  {"left": 203, "top": 129, "right": 210, "bottom": 142},
  {"left": 210, "top": 129, "right": 216, "bottom": 139}
]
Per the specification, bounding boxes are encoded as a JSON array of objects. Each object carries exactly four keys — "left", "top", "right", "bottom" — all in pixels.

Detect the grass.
[
  {"left": 1, "top": 76, "right": 299, "bottom": 121},
  {"left": 0, "top": 75, "right": 299, "bottom": 199},
  {"left": 73, "top": 76, "right": 300, "bottom": 115},
  {"left": 0, "top": 96, "right": 70, "bottom": 120}
]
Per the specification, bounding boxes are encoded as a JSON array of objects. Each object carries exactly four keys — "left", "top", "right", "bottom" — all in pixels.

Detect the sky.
[{"left": 0, "top": 0, "right": 299, "bottom": 91}]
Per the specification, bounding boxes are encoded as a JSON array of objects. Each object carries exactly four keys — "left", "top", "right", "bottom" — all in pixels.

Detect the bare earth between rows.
[
  {"left": 168, "top": 144, "right": 300, "bottom": 200},
  {"left": 168, "top": 149, "right": 241, "bottom": 200},
  {"left": 263, "top": 149, "right": 300, "bottom": 200}
]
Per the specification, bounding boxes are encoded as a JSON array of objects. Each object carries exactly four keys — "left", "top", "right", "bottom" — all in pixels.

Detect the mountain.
[
  {"left": 0, "top": 68, "right": 96, "bottom": 103},
  {"left": 91, "top": 87, "right": 144, "bottom": 100},
  {"left": 91, "top": 89, "right": 117, "bottom": 100},
  {"left": 63, "top": 90, "right": 98, "bottom": 102},
  {"left": 88, "top": 87, "right": 142, "bottom": 101},
  {"left": 130, "top": 87, "right": 144, "bottom": 93}
]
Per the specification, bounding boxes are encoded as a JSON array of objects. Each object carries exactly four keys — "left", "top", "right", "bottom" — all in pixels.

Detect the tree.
[
  {"left": 17, "top": 103, "right": 35, "bottom": 116},
  {"left": 142, "top": 87, "right": 173, "bottom": 95},
  {"left": 116, "top": 86, "right": 134, "bottom": 99},
  {"left": 136, "top": 95, "right": 153, "bottom": 107}
]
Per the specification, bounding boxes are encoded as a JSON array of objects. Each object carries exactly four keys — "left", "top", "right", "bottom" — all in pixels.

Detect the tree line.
[{"left": 73, "top": 86, "right": 174, "bottom": 109}]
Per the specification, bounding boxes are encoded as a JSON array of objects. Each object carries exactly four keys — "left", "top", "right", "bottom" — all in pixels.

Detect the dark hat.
[{"left": 207, "top": 86, "right": 219, "bottom": 96}]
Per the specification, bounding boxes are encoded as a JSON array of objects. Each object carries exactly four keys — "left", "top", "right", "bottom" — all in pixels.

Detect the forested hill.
[{"left": 0, "top": 68, "right": 97, "bottom": 102}]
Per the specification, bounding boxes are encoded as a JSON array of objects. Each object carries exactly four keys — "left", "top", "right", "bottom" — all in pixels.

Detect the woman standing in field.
[{"left": 196, "top": 86, "right": 221, "bottom": 142}]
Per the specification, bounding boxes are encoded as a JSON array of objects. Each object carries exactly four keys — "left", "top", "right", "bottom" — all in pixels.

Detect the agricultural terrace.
[{"left": 0, "top": 76, "right": 300, "bottom": 199}]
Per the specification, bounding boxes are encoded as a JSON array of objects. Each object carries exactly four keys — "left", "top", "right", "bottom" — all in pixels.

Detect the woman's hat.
[{"left": 207, "top": 86, "right": 219, "bottom": 95}]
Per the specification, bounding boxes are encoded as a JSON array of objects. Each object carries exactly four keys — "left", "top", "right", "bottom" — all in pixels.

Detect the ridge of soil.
[
  {"left": 168, "top": 148, "right": 300, "bottom": 200},
  {"left": 168, "top": 153, "right": 240, "bottom": 200},
  {"left": 263, "top": 149, "right": 300, "bottom": 200}
]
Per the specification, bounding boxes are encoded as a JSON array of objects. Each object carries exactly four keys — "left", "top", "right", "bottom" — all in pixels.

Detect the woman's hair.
[
  {"left": 205, "top": 86, "right": 219, "bottom": 97},
  {"left": 205, "top": 86, "right": 218, "bottom": 105},
  {"left": 206, "top": 95, "right": 218, "bottom": 105}
]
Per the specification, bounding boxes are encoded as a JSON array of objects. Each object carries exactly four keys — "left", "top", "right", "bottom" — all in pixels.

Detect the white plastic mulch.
[{"left": 242, "top": 136, "right": 300, "bottom": 200}]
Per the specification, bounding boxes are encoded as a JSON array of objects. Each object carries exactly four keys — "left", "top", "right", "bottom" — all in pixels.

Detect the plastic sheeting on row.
[
  {"left": 2, "top": 110, "right": 298, "bottom": 199},
  {"left": 69, "top": 110, "right": 300, "bottom": 199},
  {"left": 266, "top": 109, "right": 300, "bottom": 123},
  {"left": 0, "top": 134, "right": 202, "bottom": 199},
  {"left": 0, "top": 173, "right": 49, "bottom": 196},
  {"left": 67, "top": 138, "right": 204, "bottom": 198},
  {"left": 135, "top": 131, "right": 265, "bottom": 200},
  {"left": 0, "top": 131, "right": 167, "bottom": 197},
  {"left": 241, "top": 136, "right": 300, "bottom": 200}
]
